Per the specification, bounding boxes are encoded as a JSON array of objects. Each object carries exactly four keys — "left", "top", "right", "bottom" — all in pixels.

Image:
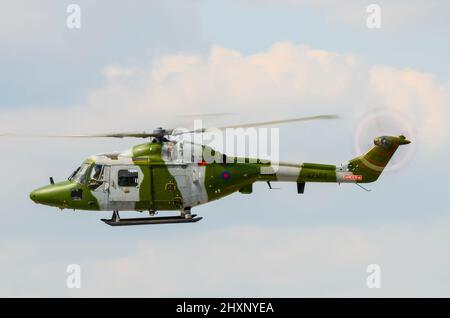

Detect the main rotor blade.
[
  {"left": 0, "top": 131, "right": 169, "bottom": 138},
  {"left": 1, "top": 115, "right": 338, "bottom": 139},
  {"left": 171, "top": 114, "right": 339, "bottom": 136},
  {"left": 176, "top": 112, "right": 236, "bottom": 118}
]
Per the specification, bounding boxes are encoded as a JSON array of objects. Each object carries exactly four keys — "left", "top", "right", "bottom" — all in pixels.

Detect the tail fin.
[{"left": 344, "top": 135, "right": 410, "bottom": 183}]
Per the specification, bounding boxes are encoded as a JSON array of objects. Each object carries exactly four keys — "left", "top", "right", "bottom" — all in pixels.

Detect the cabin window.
[{"left": 118, "top": 169, "right": 139, "bottom": 187}]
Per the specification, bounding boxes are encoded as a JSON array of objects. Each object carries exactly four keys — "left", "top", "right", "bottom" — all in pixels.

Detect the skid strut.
[{"left": 101, "top": 211, "right": 202, "bottom": 226}]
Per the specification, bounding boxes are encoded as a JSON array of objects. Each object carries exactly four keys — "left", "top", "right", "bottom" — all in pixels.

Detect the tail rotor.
[{"left": 353, "top": 109, "right": 416, "bottom": 173}]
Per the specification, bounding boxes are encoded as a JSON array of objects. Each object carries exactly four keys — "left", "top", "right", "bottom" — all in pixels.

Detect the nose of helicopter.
[
  {"left": 29, "top": 190, "right": 37, "bottom": 202},
  {"left": 30, "top": 186, "right": 54, "bottom": 205},
  {"left": 29, "top": 183, "right": 69, "bottom": 207}
]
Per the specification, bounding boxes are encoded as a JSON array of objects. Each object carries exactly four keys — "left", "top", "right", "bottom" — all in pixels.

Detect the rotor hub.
[{"left": 153, "top": 127, "right": 166, "bottom": 136}]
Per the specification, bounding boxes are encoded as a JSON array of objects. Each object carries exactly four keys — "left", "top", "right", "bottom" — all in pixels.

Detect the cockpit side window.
[
  {"left": 90, "top": 164, "right": 104, "bottom": 181},
  {"left": 70, "top": 163, "right": 90, "bottom": 184},
  {"left": 68, "top": 167, "right": 80, "bottom": 180},
  {"left": 88, "top": 164, "right": 105, "bottom": 190}
]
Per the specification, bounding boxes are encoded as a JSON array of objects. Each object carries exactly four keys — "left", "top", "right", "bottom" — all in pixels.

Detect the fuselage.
[
  {"left": 29, "top": 135, "right": 410, "bottom": 212},
  {"left": 30, "top": 140, "right": 263, "bottom": 211}
]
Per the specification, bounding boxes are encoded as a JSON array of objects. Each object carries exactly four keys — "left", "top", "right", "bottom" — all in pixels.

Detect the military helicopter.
[{"left": 4, "top": 115, "right": 410, "bottom": 226}]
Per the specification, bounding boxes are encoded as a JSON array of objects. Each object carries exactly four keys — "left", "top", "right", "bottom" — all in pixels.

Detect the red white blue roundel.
[{"left": 221, "top": 171, "right": 231, "bottom": 181}]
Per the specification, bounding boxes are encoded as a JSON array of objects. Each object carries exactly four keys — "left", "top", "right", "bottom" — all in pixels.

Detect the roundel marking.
[{"left": 221, "top": 171, "right": 231, "bottom": 181}]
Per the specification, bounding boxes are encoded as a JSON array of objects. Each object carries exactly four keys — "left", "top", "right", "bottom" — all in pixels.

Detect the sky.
[{"left": 0, "top": 0, "right": 450, "bottom": 297}]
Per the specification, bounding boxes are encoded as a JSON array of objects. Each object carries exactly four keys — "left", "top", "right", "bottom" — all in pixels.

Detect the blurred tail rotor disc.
[{"left": 353, "top": 108, "right": 417, "bottom": 173}]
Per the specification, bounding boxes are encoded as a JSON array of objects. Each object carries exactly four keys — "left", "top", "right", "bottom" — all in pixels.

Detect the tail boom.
[{"left": 257, "top": 135, "right": 410, "bottom": 185}]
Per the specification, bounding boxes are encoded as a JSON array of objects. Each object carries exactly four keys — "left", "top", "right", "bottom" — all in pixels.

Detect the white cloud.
[
  {"left": 0, "top": 0, "right": 61, "bottom": 50},
  {"left": 0, "top": 0, "right": 52, "bottom": 32},
  {"left": 1, "top": 42, "right": 450, "bottom": 297},
  {"left": 367, "top": 67, "right": 450, "bottom": 148},
  {"left": 1, "top": 41, "right": 448, "bottom": 150},
  {"left": 82, "top": 219, "right": 450, "bottom": 297},
  {"left": 243, "top": 0, "right": 450, "bottom": 29},
  {"left": 3, "top": 218, "right": 450, "bottom": 297}
]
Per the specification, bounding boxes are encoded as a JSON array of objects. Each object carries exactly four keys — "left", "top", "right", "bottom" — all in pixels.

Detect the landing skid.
[{"left": 101, "top": 211, "right": 202, "bottom": 226}]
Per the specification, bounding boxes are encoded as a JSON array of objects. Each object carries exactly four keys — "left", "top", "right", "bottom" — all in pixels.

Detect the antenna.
[{"left": 355, "top": 183, "right": 371, "bottom": 192}]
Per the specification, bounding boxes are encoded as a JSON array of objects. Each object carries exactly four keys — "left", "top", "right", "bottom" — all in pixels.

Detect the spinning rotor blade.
[
  {"left": 171, "top": 114, "right": 339, "bottom": 136},
  {"left": 353, "top": 109, "right": 416, "bottom": 173},
  {"left": 176, "top": 112, "right": 236, "bottom": 118},
  {"left": 0, "top": 131, "right": 172, "bottom": 139},
  {"left": 1, "top": 114, "right": 338, "bottom": 139}
]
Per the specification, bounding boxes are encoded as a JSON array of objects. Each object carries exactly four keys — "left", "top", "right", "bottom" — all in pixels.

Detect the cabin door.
[
  {"left": 150, "top": 165, "right": 191, "bottom": 210},
  {"left": 109, "top": 165, "right": 142, "bottom": 202}
]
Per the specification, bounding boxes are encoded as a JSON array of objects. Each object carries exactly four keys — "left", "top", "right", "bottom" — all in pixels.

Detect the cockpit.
[
  {"left": 68, "top": 162, "right": 106, "bottom": 189},
  {"left": 68, "top": 163, "right": 90, "bottom": 184}
]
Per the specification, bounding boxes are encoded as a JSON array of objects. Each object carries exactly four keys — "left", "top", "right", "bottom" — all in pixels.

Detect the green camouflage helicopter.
[{"left": 18, "top": 115, "right": 410, "bottom": 226}]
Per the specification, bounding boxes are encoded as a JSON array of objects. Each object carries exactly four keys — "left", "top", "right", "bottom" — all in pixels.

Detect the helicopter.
[{"left": 6, "top": 115, "right": 410, "bottom": 226}]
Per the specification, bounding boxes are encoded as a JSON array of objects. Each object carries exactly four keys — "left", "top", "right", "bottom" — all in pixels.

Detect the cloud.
[
  {"left": 3, "top": 217, "right": 450, "bottom": 297},
  {"left": 243, "top": 0, "right": 450, "bottom": 29},
  {"left": 0, "top": 0, "right": 53, "bottom": 34},
  {"left": 1, "top": 41, "right": 448, "bottom": 150},
  {"left": 82, "top": 219, "right": 450, "bottom": 297},
  {"left": 366, "top": 67, "right": 450, "bottom": 148},
  {"left": 1, "top": 41, "right": 450, "bottom": 297}
]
